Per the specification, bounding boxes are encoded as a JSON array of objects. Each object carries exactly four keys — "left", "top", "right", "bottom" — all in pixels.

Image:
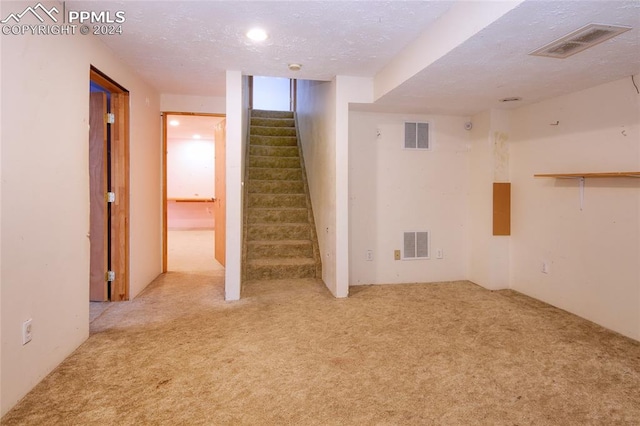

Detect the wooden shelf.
[
  {"left": 534, "top": 172, "right": 640, "bottom": 211},
  {"left": 168, "top": 198, "right": 215, "bottom": 202},
  {"left": 534, "top": 172, "right": 640, "bottom": 178}
]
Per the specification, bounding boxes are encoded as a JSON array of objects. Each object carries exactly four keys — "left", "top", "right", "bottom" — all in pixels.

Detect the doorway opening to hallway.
[{"left": 162, "top": 113, "right": 226, "bottom": 272}]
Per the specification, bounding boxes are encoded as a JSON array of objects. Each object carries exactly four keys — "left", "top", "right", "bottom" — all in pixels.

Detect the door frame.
[
  {"left": 161, "top": 111, "right": 226, "bottom": 272},
  {"left": 90, "top": 66, "right": 130, "bottom": 301}
]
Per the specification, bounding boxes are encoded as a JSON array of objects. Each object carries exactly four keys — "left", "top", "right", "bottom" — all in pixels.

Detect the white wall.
[
  {"left": 509, "top": 76, "right": 640, "bottom": 340},
  {"left": 349, "top": 111, "right": 470, "bottom": 285},
  {"left": 297, "top": 79, "right": 338, "bottom": 295},
  {"left": 1, "top": 11, "right": 161, "bottom": 415},
  {"left": 468, "top": 109, "right": 511, "bottom": 290},
  {"left": 224, "top": 71, "right": 243, "bottom": 301},
  {"left": 0, "top": 34, "right": 3, "bottom": 410},
  {"left": 167, "top": 138, "right": 215, "bottom": 199},
  {"left": 253, "top": 76, "right": 290, "bottom": 111},
  {"left": 334, "top": 76, "right": 374, "bottom": 296},
  {"left": 161, "top": 94, "right": 225, "bottom": 114}
]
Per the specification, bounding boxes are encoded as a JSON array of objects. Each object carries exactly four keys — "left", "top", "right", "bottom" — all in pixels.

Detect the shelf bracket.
[{"left": 579, "top": 177, "right": 584, "bottom": 211}]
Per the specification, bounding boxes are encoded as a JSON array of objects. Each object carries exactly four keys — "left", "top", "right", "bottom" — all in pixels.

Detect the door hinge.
[
  {"left": 106, "top": 192, "right": 116, "bottom": 203},
  {"left": 106, "top": 113, "right": 115, "bottom": 124},
  {"left": 106, "top": 271, "right": 116, "bottom": 282}
]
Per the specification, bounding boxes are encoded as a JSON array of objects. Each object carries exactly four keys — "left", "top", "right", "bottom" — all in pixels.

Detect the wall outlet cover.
[{"left": 22, "top": 319, "right": 33, "bottom": 345}]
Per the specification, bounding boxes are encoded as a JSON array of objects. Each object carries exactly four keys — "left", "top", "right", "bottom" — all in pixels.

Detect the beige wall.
[
  {"left": 349, "top": 111, "right": 470, "bottom": 284},
  {"left": 468, "top": 109, "right": 511, "bottom": 290},
  {"left": 509, "top": 76, "right": 640, "bottom": 340},
  {"left": 224, "top": 70, "right": 243, "bottom": 301},
  {"left": 1, "top": 20, "right": 161, "bottom": 415},
  {"left": 334, "top": 76, "right": 373, "bottom": 297},
  {"left": 297, "top": 79, "right": 338, "bottom": 295},
  {"left": 161, "top": 94, "right": 225, "bottom": 114}
]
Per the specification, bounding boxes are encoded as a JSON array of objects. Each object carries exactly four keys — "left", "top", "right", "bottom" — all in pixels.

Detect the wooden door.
[
  {"left": 89, "top": 92, "right": 108, "bottom": 301},
  {"left": 109, "top": 93, "right": 130, "bottom": 301},
  {"left": 214, "top": 119, "right": 226, "bottom": 266}
]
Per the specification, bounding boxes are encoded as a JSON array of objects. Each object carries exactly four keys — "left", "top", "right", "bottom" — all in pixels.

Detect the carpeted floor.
[
  {"left": 3, "top": 271, "right": 640, "bottom": 424},
  {"left": 167, "top": 229, "right": 223, "bottom": 273}
]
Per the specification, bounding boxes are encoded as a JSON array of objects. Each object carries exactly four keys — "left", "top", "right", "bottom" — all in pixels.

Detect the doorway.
[
  {"left": 162, "top": 113, "right": 226, "bottom": 272},
  {"left": 89, "top": 66, "right": 130, "bottom": 304},
  {"left": 251, "top": 76, "right": 296, "bottom": 111}
]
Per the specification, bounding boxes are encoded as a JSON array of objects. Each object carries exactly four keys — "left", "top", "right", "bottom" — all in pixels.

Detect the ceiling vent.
[{"left": 529, "top": 23, "right": 631, "bottom": 59}]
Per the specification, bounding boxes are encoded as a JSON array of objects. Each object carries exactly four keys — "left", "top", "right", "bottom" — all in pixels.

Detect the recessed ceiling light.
[
  {"left": 288, "top": 63, "right": 302, "bottom": 71},
  {"left": 193, "top": 134, "right": 201, "bottom": 139},
  {"left": 246, "top": 28, "right": 268, "bottom": 42},
  {"left": 169, "top": 120, "right": 180, "bottom": 126}
]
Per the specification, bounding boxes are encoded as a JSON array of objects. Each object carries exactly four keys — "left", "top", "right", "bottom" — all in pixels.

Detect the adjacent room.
[{"left": 165, "top": 114, "right": 225, "bottom": 272}]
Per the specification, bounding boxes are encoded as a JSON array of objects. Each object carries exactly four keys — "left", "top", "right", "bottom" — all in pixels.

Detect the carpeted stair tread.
[
  {"left": 247, "top": 242, "right": 313, "bottom": 259},
  {"left": 247, "top": 208, "right": 308, "bottom": 224},
  {"left": 248, "top": 168, "right": 303, "bottom": 181},
  {"left": 251, "top": 117, "right": 295, "bottom": 127},
  {"left": 250, "top": 135, "right": 298, "bottom": 147},
  {"left": 250, "top": 126, "right": 297, "bottom": 137},
  {"left": 249, "top": 156, "right": 301, "bottom": 169},
  {"left": 247, "top": 257, "right": 316, "bottom": 266},
  {"left": 251, "top": 109, "right": 294, "bottom": 119},
  {"left": 247, "top": 223, "right": 311, "bottom": 241},
  {"left": 248, "top": 193, "right": 307, "bottom": 208},
  {"left": 249, "top": 146, "right": 300, "bottom": 157},
  {"left": 247, "top": 180, "right": 304, "bottom": 194}
]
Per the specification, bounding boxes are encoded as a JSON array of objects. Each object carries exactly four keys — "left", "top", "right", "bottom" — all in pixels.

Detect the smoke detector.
[
  {"left": 529, "top": 23, "right": 632, "bottom": 59},
  {"left": 288, "top": 63, "right": 302, "bottom": 71}
]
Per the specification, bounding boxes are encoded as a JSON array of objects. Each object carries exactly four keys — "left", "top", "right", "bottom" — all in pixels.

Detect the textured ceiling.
[
  {"left": 72, "top": 0, "right": 453, "bottom": 97},
  {"left": 366, "top": 0, "right": 640, "bottom": 115},
  {"left": 72, "top": 1, "right": 640, "bottom": 116}
]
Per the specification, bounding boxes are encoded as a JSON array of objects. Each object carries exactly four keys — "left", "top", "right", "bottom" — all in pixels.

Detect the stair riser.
[
  {"left": 251, "top": 117, "right": 295, "bottom": 128},
  {"left": 249, "top": 146, "right": 299, "bottom": 157},
  {"left": 245, "top": 263, "right": 316, "bottom": 280},
  {"left": 247, "top": 225, "right": 311, "bottom": 241},
  {"left": 251, "top": 126, "right": 297, "bottom": 137},
  {"left": 248, "top": 181, "right": 304, "bottom": 194},
  {"left": 249, "top": 156, "right": 300, "bottom": 169},
  {"left": 247, "top": 209, "right": 308, "bottom": 224},
  {"left": 252, "top": 110, "right": 294, "bottom": 119},
  {"left": 248, "top": 194, "right": 306, "bottom": 208},
  {"left": 250, "top": 135, "right": 298, "bottom": 147},
  {"left": 247, "top": 242, "right": 313, "bottom": 259},
  {"left": 248, "top": 168, "right": 302, "bottom": 181}
]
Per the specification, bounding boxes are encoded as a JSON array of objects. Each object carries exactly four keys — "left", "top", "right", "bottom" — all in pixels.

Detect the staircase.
[{"left": 243, "top": 109, "right": 322, "bottom": 281}]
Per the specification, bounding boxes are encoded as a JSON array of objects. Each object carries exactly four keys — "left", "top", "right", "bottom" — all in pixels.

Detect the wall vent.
[
  {"left": 403, "top": 231, "right": 429, "bottom": 260},
  {"left": 404, "top": 122, "right": 430, "bottom": 150},
  {"left": 529, "top": 23, "right": 632, "bottom": 59}
]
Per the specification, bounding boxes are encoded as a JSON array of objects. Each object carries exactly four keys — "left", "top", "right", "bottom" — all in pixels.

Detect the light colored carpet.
[
  {"left": 3, "top": 275, "right": 640, "bottom": 424},
  {"left": 89, "top": 302, "right": 110, "bottom": 323},
  {"left": 168, "top": 229, "right": 223, "bottom": 272}
]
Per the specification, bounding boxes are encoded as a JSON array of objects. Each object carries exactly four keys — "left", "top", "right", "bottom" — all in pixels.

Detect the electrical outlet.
[
  {"left": 542, "top": 261, "right": 550, "bottom": 274},
  {"left": 22, "top": 319, "right": 33, "bottom": 345},
  {"left": 365, "top": 250, "right": 374, "bottom": 261},
  {"left": 436, "top": 249, "right": 443, "bottom": 259},
  {"left": 394, "top": 250, "right": 401, "bottom": 260}
]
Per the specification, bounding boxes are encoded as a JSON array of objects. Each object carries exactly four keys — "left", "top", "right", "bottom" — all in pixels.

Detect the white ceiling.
[{"left": 73, "top": 0, "right": 640, "bottom": 116}]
